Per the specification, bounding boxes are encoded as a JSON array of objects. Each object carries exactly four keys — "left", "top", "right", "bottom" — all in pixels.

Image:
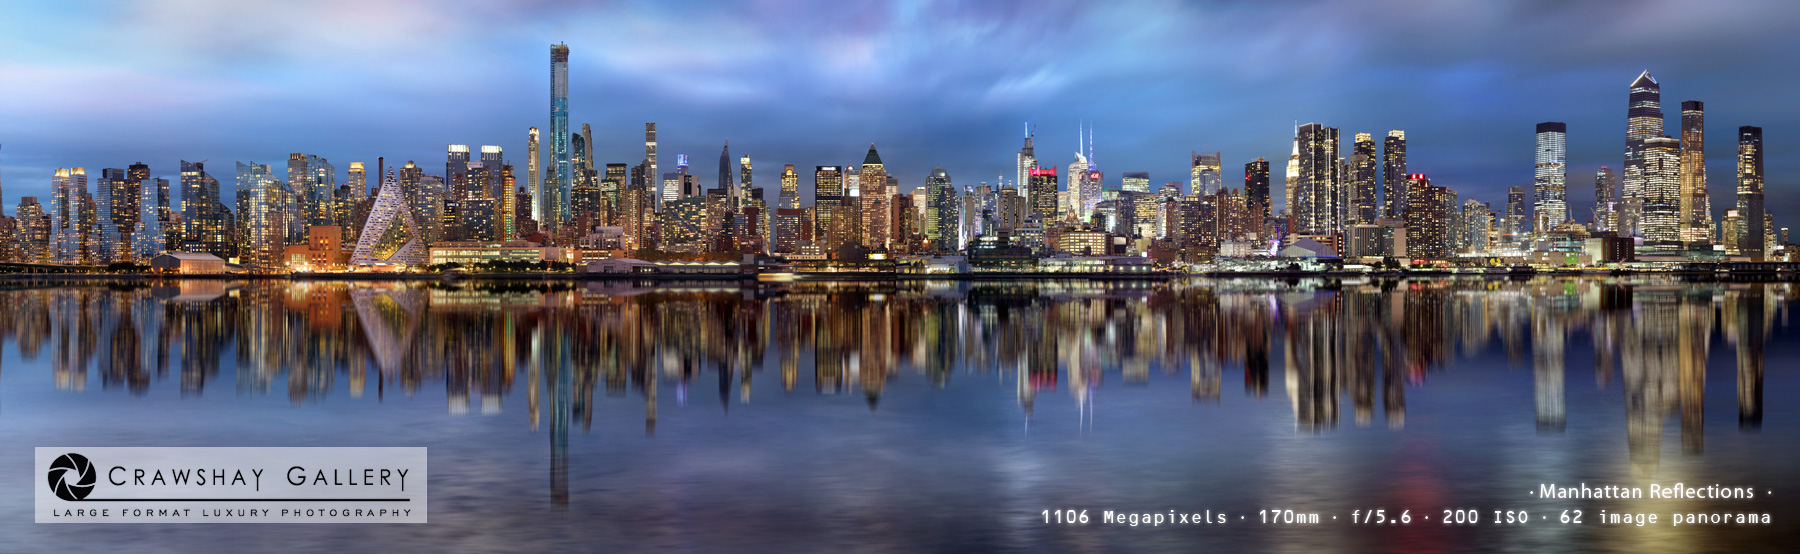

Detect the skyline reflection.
[{"left": 0, "top": 277, "right": 1787, "bottom": 497}]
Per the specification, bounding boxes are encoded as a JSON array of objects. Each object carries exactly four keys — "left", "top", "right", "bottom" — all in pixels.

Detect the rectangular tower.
[{"left": 1534, "top": 122, "right": 1568, "bottom": 232}]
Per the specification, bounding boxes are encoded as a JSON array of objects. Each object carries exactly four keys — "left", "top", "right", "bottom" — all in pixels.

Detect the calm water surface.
[{"left": 0, "top": 277, "right": 1796, "bottom": 553}]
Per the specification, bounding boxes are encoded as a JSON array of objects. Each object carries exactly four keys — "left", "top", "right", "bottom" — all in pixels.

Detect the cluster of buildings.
[{"left": 0, "top": 57, "right": 1785, "bottom": 273}]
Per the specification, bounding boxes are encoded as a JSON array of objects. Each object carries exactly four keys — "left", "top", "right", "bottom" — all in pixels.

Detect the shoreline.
[{"left": 1, "top": 270, "right": 1795, "bottom": 283}]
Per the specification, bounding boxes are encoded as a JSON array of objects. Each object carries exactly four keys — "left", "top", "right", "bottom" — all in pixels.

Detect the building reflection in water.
[{"left": 0, "top": 277, "right": 1790, "bottom": 497}]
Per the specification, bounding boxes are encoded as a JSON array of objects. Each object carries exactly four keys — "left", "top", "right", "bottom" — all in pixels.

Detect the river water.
[{"left": 0, "top": 277, "right": 1794, "bottom": 552}]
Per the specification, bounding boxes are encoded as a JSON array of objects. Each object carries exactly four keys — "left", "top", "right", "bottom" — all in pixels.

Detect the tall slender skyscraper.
[
  {"left": 528, "top": 127, "right": 542, "bottom": 225},
  {"left": 1245, "top": 158, "right": 1270, "bottom": 233},
  {"left": 1738, "top": 126, "right": 1765, "bottom": 260},
  {"left": 860, "top": 144, "right": 888, "bottom": 248},
  {"left": 718, "top": 140, "right": 734, "bottom": 198},
  {"left": 926, "top": 165, "right": 957, "bottom": 250},
  {"left": 549, "top": 43, "right": 572, "bottom": 231},
  {"left": 645, "top": 123, "right": 658, "bottom": 211},
  {"left": 1534, "top": 122, "right": 1568, "bottom": 232},
  {"left": 1679, "top": 101, "right": 1710, "bottom": 243},
  {"left": 1381, "top": 130, "right": 1407, "bottom": 219},
  {"left": 1622, "top": 70, "right": 1662, "bottom": 238},
  {"left": 740, "top": 154, "right": 753, "bottom": 207},
  {"left": 1016, "top": 124, "right": 1036, "bottom": 206},
  {"left": 1347, "top": 134, "right": 1377, "bottom": 226},
  {"left": 1595, "top": 166, "right": 1618, "bottom": 232}
]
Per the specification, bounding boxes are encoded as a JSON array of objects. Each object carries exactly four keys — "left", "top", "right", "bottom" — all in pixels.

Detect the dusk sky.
[{"left": 2, "top": 0, "right": 1796, "bottom": 221}]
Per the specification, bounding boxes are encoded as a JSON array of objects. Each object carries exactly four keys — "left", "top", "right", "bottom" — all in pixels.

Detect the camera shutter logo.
[{"left": 47, "top": 453, "right": 96, "bottom": 501}]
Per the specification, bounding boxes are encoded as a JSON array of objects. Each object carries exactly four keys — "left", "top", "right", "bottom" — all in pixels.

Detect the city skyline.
[{"left": 1, "top": 1, "right": 1797, "bottom": 221}]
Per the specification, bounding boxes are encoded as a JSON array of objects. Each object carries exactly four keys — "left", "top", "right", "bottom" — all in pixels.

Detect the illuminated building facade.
[
  {"left": 1678, "top": 101, "right": 1710, "bottom": 243},
  {"left": 1190, "top": 152, "right": 1221, "bottom": 195},
  {"left": 1641, "top": 135, "right": 1681, "bottom": 243},
  {"left": 351, "top": 170, "right": 426, "bottom": 267},
  {"left": 1738, "top": 126, "right": 1765, "bottom": 260},
  {"left": 1347, "top": 133, "right": 1377, "bottom": 227},
  {"left": 1402, "top": 175, "right": 1453, "bottom": 259},
  {"left": 1294, "top": 123, "right": 1341, "bottom": 236},
  {"left": 1622, "top": 70, "right": 1661, "bottom": 237},
  {"left": 1381, "top": 130, "right": 1407, "bottom": 219},
  {"left": 1028, "top": 167, "right": 1059, "bottom": 224},
  {"left": 549, "top": 43, "right": 571, "bottom": 231},
  {"left": 1534, "top": 122, "right": 1568, "bottom": 231}
]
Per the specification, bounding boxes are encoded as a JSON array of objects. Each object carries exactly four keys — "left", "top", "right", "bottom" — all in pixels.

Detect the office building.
[
  {"left": 1679, "top": 101, "right": 1710, "bottom": 243},
  {"left": 1738, "top": 126, "right": 1765, "bottom": 260},
  {"left": 1534, "top": 122, "right": 1568, "bottom": 231},
  {"left": 1622, "top": 70, "right": 1661, "bottom": 237},
  {"left": 1642, "top": 135, "right": 1682, "bottom": 243}
]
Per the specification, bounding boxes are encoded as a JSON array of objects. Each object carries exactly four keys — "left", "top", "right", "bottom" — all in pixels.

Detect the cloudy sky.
[{"left": 1, "top": 0, "right": 1795, "bottom": 221}]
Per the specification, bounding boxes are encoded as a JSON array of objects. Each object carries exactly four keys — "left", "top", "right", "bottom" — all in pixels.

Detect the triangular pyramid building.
[{"left": 351, "top": 170, "right": 427, "bottom": 267}]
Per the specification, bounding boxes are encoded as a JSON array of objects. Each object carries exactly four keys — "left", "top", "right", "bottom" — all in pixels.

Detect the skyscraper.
[
  {"left": 1738, "top": 126, "right": 1765, "bottom": 260},
  {"left": 528, "top": 127, "right": 542, "bottom": 225},
  {"left": 51, "top": 167, "right": 88, "bottom": 263},
  {"left": 1642, "top": 135, "right": 1682, "bottom": 243},
  {"left": 1595, "top": 166, "right": 1618, "bottom": 232},
  {"left": 1622, "top": 70, "right": 1662, "bottom": 237},
  {"left": 91, "top": 168, "right": 128, "bottom": 264},
  {"left": 348, "top": 162, "right": 367, "bottom": 197},
  {"left": 180, "top": 160, "right": 234, "bottom": 259},
  {"left": 549, "top": 43, "right": 572, "bottom": 232},
  {"left": 1347, "top": 133, "right": 1377, "bottom": 226},
  {"left": 130, "top": 178, "right": 167, "bottom": 263},
  {"left": 814, "top": 166, "right": 843, "bottom": 249},
  {"left": 500, "top": 164, "right": 517, "bottom": 239},
  {"left": 1191, "top": 152, "right": 1221, "bottom": 195},
  {"left": 1679, "top": 101, "right": 1710, "bottom": 243},
  {"left": 645, "top": 123, "right": 659, "bottom": 211},
  {"left": 926, "top": 165, "right": 958, "bottom": 251},
  {"left": 1505, "top": 186, "right": 1529, "bottom": 241},
  {"left": 481, "top": 146, "right": 504, "bottom": 200},
  {"left": 1403, "top": 175, "right": 1453, "bottom": 259},
  {"left": 1294, "top": 123, "right": 1341, "bottom": 236},
  {"left": 1534, "top": 122, "right": 1568, "bottom": 232},
  {"left": 1122, "top": 172, "right": 1150, "bottom": 194},
  {"left": 1381, "top": 130, "right": 1407, "bottom": 219},
  {"left": 1028, "top": 167, "right": 1058, "bottom": 223},
  {"left": 237, "top": 160, "right": 287, "bottom": 268},
  {"left": 719, "top": 140, "right": 735, "bottom": 202},
  {"left": 860, "top": 144, "right": 888, "bottom": 249},
  {"left": 446, "top": 145, "right": 471, "bottom": 200},
  {"left": 778, "top": 164, "right": 799, "bottom": 210},
  {"left": 1245, "top": 158, "right": 1270, "bottom": 234},
  {"left": 1016, "top": 124, "right": 1036, "bottom": 207},
  {"left": 739, "top": 154, "right": 753, "bottom": 205}
]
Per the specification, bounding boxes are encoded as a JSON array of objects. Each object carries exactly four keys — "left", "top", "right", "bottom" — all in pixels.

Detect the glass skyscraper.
[
  {"left": 1622, "top": 70, "right": 1661, "bottom": 238},
  {"left": 549, "top": 43, "right": 571, "bottom": 231},
  {"left": 1534, "top": 122, "right": 1568, "bottom": 232},
  {"left": 1737, "top": 126, "right": 1765, "bottom": 260}
]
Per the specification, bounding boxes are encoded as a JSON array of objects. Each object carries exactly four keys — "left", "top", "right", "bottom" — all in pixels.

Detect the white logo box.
[{"left": 36, "top": 447, "right": 427, "bottom": 523}]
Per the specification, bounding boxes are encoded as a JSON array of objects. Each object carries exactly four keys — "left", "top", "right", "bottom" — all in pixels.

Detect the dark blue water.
[{"left": 0, "top": 277, "right": 1795, "bottom": 552}]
